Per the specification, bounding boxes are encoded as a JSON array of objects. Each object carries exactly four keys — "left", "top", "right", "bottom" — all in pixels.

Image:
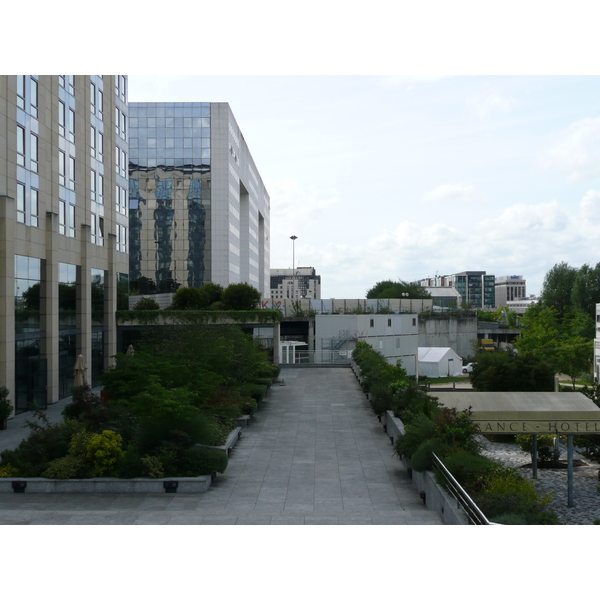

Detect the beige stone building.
[{"left": 0, "top": 75, "right": 129, "bottom": 415}]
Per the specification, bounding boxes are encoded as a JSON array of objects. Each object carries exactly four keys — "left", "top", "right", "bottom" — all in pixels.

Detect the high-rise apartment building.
[
  {"left": 128, "top": 102, "right": 270, "bottom": 298},
  {"left": 270, "top": 267, "right": 321, "bottom": 300},
  {"left": 0, "top": 75, "right": 129, "bottom": 414}
]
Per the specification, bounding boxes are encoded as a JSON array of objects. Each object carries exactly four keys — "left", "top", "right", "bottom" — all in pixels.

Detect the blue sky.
[{"left": 130, "top": 74, "right": 600, "bottom": 299}]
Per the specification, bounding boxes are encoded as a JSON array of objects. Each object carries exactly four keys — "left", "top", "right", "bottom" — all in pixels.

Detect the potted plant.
[{"left": 0, "top": 386, "right": 12, "bottom": 430}]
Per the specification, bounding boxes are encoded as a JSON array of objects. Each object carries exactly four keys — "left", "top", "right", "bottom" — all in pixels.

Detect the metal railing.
[{"left": 431, "top": 453, "right": 498, "bottom": 525}]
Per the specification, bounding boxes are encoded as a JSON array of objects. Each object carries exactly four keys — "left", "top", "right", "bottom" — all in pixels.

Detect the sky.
[{"left": 128, "top": 74, "right": 600, "bottom": 299}]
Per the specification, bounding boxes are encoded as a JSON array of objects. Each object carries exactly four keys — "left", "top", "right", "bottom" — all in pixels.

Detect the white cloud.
[
  {"left": 539, "top": 117, "right": 600, "bottom": 182},
  {"left": 466, "top": 93, "right": 518, "bottom": 119},
  {"left": 421, "top": 183, "right": 485, "bottom": 204},
  {"left": 302, "top": 191, "right": 600, "bottom": 299}
]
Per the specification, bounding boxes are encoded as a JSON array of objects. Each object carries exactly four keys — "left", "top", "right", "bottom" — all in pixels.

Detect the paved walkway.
[{"left": 0, "top": 368, "right": 442, "bottom": 525}]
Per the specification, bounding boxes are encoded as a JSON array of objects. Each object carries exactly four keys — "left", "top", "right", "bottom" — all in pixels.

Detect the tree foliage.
[
  {"left": 222, "top": 282, "right": 262, "bottom": 310},
  {"left": 470, "top": 348, "right": 555, "bottom": 392},
  {"left": 540, "top": 261, "right": 578, "bottom": 320},
  {"left": 366, "top": 279, "right": 431, "bottom": 299}
]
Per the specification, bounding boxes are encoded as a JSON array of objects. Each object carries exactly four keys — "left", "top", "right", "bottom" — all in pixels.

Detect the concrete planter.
[
  {"left": 202, "top": 427, "right": 243, "bottom": 456},
  {"left": 0, "top": 476, "right": 212, "bottom": 494}
]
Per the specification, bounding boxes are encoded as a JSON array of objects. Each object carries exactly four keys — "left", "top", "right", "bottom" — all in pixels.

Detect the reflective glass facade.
[{"left": 129, "top": 103, "right": 211, "bottom": 293}]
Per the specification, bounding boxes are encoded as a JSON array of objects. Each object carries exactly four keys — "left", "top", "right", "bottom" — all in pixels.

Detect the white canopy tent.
[{"left": 418, "top": 347, "right": 463, "bottom": 378}]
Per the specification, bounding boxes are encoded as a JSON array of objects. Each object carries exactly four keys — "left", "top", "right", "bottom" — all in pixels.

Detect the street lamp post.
[{"left": 290, "top": 235, "right": 298, "bottom": 299}]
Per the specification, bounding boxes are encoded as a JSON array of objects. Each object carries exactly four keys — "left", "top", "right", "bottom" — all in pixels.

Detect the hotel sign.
[{"left": 477, "top": 420, "right": 600, "bottom": 434}]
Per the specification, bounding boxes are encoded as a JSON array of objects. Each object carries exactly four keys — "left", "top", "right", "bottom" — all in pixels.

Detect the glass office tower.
[{"left": 128, "top": 102, "right": 270, "bottom": 299}]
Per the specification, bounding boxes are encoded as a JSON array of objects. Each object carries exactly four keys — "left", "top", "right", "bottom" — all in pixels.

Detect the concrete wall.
[{"left": 418, "top": 315, "right": 478, "bottom": 360}]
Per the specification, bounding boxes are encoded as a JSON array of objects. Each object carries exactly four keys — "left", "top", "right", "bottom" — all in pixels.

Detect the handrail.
[{"left": 431, "top": 453, "right": 498, "bottom": 525}]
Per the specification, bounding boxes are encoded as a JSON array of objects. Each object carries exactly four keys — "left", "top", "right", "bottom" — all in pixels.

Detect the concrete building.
[
  {"left": 314, "top": 314, "right": 419, "bottom": 374},
  {"left": 1, "top": 75, "right": 129, "bottom": 414},
  {"left": 128, "top": 102, "right": 270, "bottom": 298},
  {"left": 495, "top": 275, "right": 526, "bottom": 308},
  {"left": 270, "top": 266, "right": 321, "bottom": 300}
]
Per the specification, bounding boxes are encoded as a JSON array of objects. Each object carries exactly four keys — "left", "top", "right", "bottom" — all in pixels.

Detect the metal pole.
[
  {"left": 567, "top": 434, "right": 574, "bottom": 508},
  {"left": 532, "top": 434, "right": 537, "bottom": 479}
]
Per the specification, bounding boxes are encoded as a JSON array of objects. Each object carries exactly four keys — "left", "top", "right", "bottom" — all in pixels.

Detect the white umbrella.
[
  {"left": 73, "top": 354, "right": 89, "bottom": 388},
  {"left": 126, "top": 345, "right": 135, "bottom": 356}
]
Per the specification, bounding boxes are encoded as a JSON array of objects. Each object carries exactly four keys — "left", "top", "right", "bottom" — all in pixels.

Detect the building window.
[
  {"left": 69, "top": 109, "right": 75, "bottom": 143},
  {"left": 69, "top": 204, "right": 75, "bottom": 238},
  {"left": 16, "top": 125, "right": 25, "bottom": 166},
  {"left": 388, "top": 318, "right": 392, "bottom": 327},
  {"left": 30, "top": 77, "right": 38, "bottom": 118},
  {"left": 59, "top": 151, "right": 66, "bottom": 186},
  {"left": 98, "top": 89, "right": 103, "bottom": 119},
  {"left": 16, "top": 75, "right": 26, "bottom": 109},
  {"left": 98, "top": 132, "right": 103, "bottom": 162},
  {"left": 30, "top": 189, "right": 38, "bottom": 227},
  {"left": 59, "top": 101, "right": 66, "bottom": 137},
  {"left": 59, "top": 200, "right": 66, "bottom": 235},
  {"left": 370, "top": 319, "right": 374, "bottom": 327},
  {"left": 91, "top": 169, "right": 96, "bottom": 202},
  {"left": 98, "top": 174, "right": 104, "bottom": 205},
  {"left": 412, "top": 318, "right": 416, "bottom": 327},
  {"left": 90, "top": 126, "right": 96, "bottom": 157},
  {"left": 69, "top": 156, "right": 75, "bottom": 190},
  {"left": 16, "top": 182, "right": 25, "bottom": 223},
  {"left": 67, "top": 75, "right": 75, "bottom": 95},
  {"left": 30, "top": 133, "right": 38, "bottom": 173},
  {"left": 90, "top": 82, "right": 96, "bottom": 115}
]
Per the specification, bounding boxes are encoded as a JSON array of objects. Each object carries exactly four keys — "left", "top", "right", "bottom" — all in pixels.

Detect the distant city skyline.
[{"left": 129, "top": 75, "right": 600, "bottom": 300}]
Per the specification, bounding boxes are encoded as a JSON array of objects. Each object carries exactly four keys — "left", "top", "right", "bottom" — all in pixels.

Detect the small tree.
[
  {"left": 133, "top": 297, "right": 160, "bottom": 310},
  {"left": 222, "top": 282, "right": 261, "bottom": 310},
  {"left": 171, "top": 286, "right": 209, "bottom": 310}
]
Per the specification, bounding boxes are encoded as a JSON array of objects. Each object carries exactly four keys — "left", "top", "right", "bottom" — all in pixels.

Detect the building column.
[
  {"left": 105, "top": 233, "right": 117, "bottom": 369},
  {"left": 77, "top": 223, "right": 92, "bottom": 369},
  {"left": 272, "top": 322, "right": 280, "bottom": 365},
  {"left": 44, "top": 210, "right": 60, "bottom": 404},
  {"left": 0, "top": 196, "right": 16, "bottom": 413}
]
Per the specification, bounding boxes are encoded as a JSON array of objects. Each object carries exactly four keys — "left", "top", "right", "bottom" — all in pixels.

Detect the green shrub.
[
  {"left": 171, "top": 286, "right": 209, "bottom": 310},
  {"left": 474, "top": 468, "right": 558, "bottom": 525},
  {"left": 240, "top": 399, "right": 258, "bottom": 415},
  {"left": 439, "top": 451, "right": 500, "bottom": 494},
  {"left": 133, "top": 297, "right": 161, "bottom": 310},
  {"left": 409, "top": 439, "right": 452, "bottom": 472},
  {"left": 0, "top": 418, "right": 84, "bottom": 477},
  {"left": 370, "top": 383, "right": 394, "bottom": 416},
  {"left": 492, "top": 513, "right": 531, "bottom": 525},
  {"left": 175, "top": 446, "right": 228, "bottom": 476},
  {"left": 140, "top": 455, "right": 165, "bottom": 478},
  {"left": 42, "top": 455, "right": 89, "bottom": 479},
  {"left": 85, "top": 430, "right": 125, "bottom": 476},
  {"left": 433, "top": 407, "right": 482, "bottom": 456},
  {"left": 134, "top": 410, "right": 217, "bottom": 455},
  {"left": 394, "top": 413, "right": 436, "bottom": 460},
  {"left": 240, "top": 383, "right": 267, "bottom": 402},
  {"left": 254, "top": 377, "right": 273, "bottom": 389}
]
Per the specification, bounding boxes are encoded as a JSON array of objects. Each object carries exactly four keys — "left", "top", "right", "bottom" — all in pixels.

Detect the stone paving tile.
[{"left": 0, "top": 368, "right": 442, "bottom": 526}]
